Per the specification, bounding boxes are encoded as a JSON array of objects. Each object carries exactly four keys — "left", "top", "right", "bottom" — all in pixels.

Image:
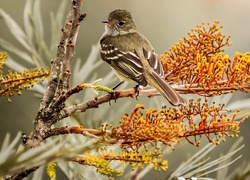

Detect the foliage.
[{"left": 0, "top": 1, "right": 249, "bottom": 180}]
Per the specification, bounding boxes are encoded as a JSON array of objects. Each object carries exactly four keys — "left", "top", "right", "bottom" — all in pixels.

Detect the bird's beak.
[{"left": 102, "top": 19, "right": 110, "bottom": 24}]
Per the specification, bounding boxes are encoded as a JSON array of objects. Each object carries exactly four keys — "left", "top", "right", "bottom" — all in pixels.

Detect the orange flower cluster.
[
  {"left": 181, "top": 99, "right": 246, "bottom": 146},
  {"left": 159, "top": 21, "right": 250, "bottom": 96},
  {"left": 109, "top": 102, "right": 246, "bottom": 149},
  {"left": 160, "top": 21, "right": 231, "bottom": 84},
  {"left": 111, "top": 104, "right": 184, "bottom": 150},
  {"left": 53, "top": 99, "right": 246, "bottom": 176},
  {"left": 227, "top": 52, "right": 250, "bottom": 91}
]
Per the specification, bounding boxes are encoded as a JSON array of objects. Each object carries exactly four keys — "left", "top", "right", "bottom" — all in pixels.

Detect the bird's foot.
[
  {"left": 108, "top": 81, "right": 125, "bottom": 104},
  {"left": 134, "top": 84, "right": 140, "bottom": 100},
  {"left": 112, "top": 81, "right": 125, "bottom": 90},
  {"left": 109, "top": 91, "right": 117, "bottom": 105}
]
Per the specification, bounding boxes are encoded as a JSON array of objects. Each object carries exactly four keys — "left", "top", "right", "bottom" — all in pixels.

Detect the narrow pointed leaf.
[
  {"left": 50, "top": 0, "right": 67, "bottom": 52},
  {"left": 0, "top": 9, "right": 30, "bottom": 51},
  {"left": 33, "top": 0, "right": 44, "bottom": 39},
  {"left": 5, "top": 56, "right": 27, "bottom": 72},
  {"left": 0, "top": 38, "right": 34, "bottom": 65},
  {"left": 23, "top": 0, "right": 33, "bottom": 39}
]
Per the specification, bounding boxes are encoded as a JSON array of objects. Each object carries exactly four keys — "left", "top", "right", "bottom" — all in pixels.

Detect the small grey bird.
[{"left": 100, "top": 9, "right": 186, "bottom": 106}]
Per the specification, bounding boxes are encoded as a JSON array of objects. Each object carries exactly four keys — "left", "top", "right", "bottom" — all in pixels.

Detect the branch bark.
[{"left": 5, "top": 0, "right": 85, "bottom": 179}]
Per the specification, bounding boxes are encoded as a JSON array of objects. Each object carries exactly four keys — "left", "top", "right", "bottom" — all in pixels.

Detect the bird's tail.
[{"left": 147, "top": 70, "right": 187, "bottom": 106}]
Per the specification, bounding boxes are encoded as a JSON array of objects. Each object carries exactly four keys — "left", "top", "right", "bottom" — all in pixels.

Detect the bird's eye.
[{"left": 118, "top": 21, "right": 126, "bottom": 27}]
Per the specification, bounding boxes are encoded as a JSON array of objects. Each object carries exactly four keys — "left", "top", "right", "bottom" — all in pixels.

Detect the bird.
[{"left": 99, "top": 9, "right": 186, "bottom": 106}]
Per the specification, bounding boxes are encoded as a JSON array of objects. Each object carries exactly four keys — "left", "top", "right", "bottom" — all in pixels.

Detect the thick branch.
[
  {"left": 6, "top": 1, "right": 85, "bottom": 180},
  {"left": 33, "top": 0, "right": 85, "bottom": 142},
  {"left": 61, "top": 5, "right": 86, "bottom": 91},
  {"left": 37, "top": 0, "right": 85, "bottom": 114}
]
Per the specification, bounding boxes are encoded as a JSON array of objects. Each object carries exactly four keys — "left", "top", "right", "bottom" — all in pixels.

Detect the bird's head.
[{"left": 102, "top": 9, "right": 137, "bottom": 36}]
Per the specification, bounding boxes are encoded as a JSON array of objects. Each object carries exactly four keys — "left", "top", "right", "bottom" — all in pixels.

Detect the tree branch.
[{"left": 5, "top": 1, "right": 85, "bottom": 179}]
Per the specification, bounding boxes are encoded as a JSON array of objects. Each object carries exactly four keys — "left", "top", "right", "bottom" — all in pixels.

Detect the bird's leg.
[
  {"left": 112, "top": 81, "right": 125, "bottom": 90},
  {"left": 109, "top": 81, "right": 125, "bottom": 104},
  {"left": 134, "top": 84, "right": 140, "bottom": 100}
]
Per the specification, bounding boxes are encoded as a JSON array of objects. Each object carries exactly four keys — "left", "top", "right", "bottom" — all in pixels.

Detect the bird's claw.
[
  {"left": 108, "top": 91, "right": 117, "bottom": 105},
  {"left": 134, "top": 84, "right": 140, "bottom": 100}
]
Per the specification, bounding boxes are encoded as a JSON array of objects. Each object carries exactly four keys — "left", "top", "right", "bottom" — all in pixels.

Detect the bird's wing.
[
  {"left": 101, "top": 44, "right": 147, "bottom": 86},
  {"left": 142, "top": 48, "right": 165, "bottom": 78}
]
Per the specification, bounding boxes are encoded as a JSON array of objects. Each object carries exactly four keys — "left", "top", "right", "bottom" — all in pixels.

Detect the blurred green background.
[{"left": 0, "top": 0, "right": 249, "bottom": 179}]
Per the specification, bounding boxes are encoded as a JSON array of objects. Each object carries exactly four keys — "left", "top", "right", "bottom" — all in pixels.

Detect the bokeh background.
[{"left": 0, "top": 0, "right": 250, "bottom": 179}]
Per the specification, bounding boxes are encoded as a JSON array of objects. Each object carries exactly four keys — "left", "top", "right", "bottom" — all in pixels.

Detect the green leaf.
[
  {"left": 31, "top": 165, "right": 45, "bottom": 180},
  {"left": 0, "top": 133, "right": 21, "bottom": 166},
  {"left": 72, "top": 44, "right": 102, "bottom": 85},
  {"left": 32, "top": 84, "right": 46, "bottom": 94},
  {"left": 5, "top": 56, "right": 27, "bottom": 72},
  {"left": 23, "top": 0, "right": 33, "bottom": 40},
  {"left": 33, "top": 0, "right": 44, "bottom": 40},
  {"left": 0, "top": 38, "right": 34, "bottom": 65},
  {"left": 50, "top": 0, "right": 67, "bottom": 53},
  {"left": 79, "top": 44, "right": 102, "bottom": 76},
  {"left": 0, "top": 9, "right": 30, "bottom": 51},
  {"left": 0, "top": 133, "right": 10, "bottom": 152}
]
